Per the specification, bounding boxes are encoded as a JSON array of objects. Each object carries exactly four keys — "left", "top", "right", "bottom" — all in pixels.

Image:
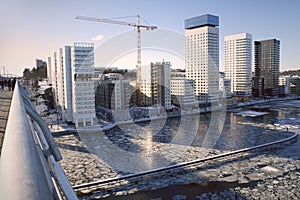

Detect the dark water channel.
[
  {"left": 92, "top": 100, "right": 300, "bottom": 200},
  {"left": 105, "top": 100, "right": 300, "bottom": 152}
]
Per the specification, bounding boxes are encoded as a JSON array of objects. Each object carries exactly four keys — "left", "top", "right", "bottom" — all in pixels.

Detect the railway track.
[{"left": 73, "top": 131, "right": 298, "bottom": 198}]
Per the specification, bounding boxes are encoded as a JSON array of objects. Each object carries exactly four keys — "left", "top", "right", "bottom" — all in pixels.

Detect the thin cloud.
[{"left": 91, "top": 35, "right": 104, "bottom": 41}]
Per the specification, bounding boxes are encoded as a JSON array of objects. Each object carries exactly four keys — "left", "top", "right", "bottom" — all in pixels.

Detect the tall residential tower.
[
  {"left": 151, "top": 61, "right": 171, "bottom": 109},
  {"left": 254, "top": 39, "right": 280, "bottom": 96},
  {"left": 71, "top": 43, "right": 95, "bottom": 127},
  {"left": 50, "top": 43, "right": 96, "bottom": 128},
  {"left": 225, "top": 33, "right": 252, "bottom": 96},
  {"left": 185, "top": 14, "right": 219, "bottom": 103}
]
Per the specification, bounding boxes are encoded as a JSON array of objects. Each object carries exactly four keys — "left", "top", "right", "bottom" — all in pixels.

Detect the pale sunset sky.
[{"left": 1, "top": 0, "right": 299, "bottom": 76}]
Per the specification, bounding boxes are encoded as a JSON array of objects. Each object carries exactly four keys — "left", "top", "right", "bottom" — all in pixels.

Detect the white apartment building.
[
  {"left": 51, "top": 47, "right": 73, "bottom": 123},
  {"left": 47, "top": 57, "right": 52, "bottom": 85},
  {"left": 171, "top": 77, "right": 196, "bottom": 109},
  {"left": 141, "top": 64, "right": 152, "bottom": 106},
  {"left": 71, "top": 43, "right": 95, "bottom": 127},
  {"left": 63, "top": 46, "right": 73, "bottom": 123},
  {"left": 185, "top": 14, "right": 220, "bottom": 103},
  {"left": 279, "top": 75, "right": 286, "bottom": 86},
  {"left": 225, "top": 33, "right": 252, "bottom": 96},
  {"left": 219, "top": 74, "right": 232, "bottom": 99},
  {"left": 57, "top": 48, "right": 65, "bottom": 116},
  {"left": 50, "top": 43, "right": 95, "bottom": 128},
  {"left": 51, "top": 52, "right": 60, "bottom": 114},
  {"left": 151, "top": 61, "right": 171, "bottom": 109}
]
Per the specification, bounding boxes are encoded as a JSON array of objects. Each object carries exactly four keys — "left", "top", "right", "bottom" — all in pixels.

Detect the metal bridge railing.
[{"left": 0, "top": 82, "right": 78, "bottom": 200}]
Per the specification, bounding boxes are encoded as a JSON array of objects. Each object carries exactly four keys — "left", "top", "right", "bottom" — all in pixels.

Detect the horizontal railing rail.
[{"left": 0, "top": 82, "right": 78, "bottom": 200}]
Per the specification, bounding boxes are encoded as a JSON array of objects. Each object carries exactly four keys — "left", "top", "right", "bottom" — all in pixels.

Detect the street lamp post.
[{"left": 0, "top": 66, "right": 5, "bottom": 77}]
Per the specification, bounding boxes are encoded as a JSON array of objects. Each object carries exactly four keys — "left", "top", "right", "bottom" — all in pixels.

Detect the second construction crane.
[{"left": 76, "top": 15, "right": 157, "bottom": 106}]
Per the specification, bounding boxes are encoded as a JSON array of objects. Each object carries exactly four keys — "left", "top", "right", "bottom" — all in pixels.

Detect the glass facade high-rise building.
[
  {"left": 151, "top": 61, "right": 171, "bottom": 109},
  {"left": 225, "top": 33, "right": 252, "bottom": 96},
  {"left": 185, "top": 14, "right": 219, "bottom": 103},
  {"left": 254, "top": 39, "right": 280, "bottom": 96},
  {"left": 50, "top": 43, "right": 96, "bottom": 128},
  {"left": 71, "top": 43, "right": 95, "bottom": 127}
]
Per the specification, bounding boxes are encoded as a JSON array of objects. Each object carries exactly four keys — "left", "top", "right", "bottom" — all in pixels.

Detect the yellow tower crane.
[{"left": 76, "top": 15, "right": 157, "bottom": 106}]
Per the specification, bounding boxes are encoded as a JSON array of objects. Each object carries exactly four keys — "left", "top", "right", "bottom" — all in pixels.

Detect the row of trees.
[
  {"left": 23, "top": 66, "right": 47, "bottom": 80},
  {"left": 280, "top": 69, "right": 300, "bottom": 77},
  {"left": 103, "top": 68, "right": 128, "bottom": 75}
]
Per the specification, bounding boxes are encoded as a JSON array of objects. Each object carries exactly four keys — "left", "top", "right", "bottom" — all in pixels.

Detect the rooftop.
[{"left": 185, "top": 14, "right": 219, "bottom": 30}]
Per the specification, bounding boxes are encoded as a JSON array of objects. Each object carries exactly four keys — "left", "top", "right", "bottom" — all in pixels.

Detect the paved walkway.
[{"left": 0, "top": 89, "right": 13, "bottom": 156}]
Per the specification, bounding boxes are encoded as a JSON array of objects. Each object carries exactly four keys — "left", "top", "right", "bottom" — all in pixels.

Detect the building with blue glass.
[
  {"left": 185, "top": 14, "right": 219, "bottom": 29},
  {"left": 185, "top": 14, "right": 220, "bottom": 103}
]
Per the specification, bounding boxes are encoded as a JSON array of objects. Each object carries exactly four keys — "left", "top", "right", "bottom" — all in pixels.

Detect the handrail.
[
  {"left": 0, "top": 82, "right": 54, "bottom": 199},
  {"left": 18, "top": 85, "right": 62, "bottom": 161},
  {"left": 73, "top": 131, "right": 298, "bottom": 190},
  {"left": 0, "top": 82, "right": 78, "bottom": 200},
  {"left": 20, "top": 89, "right": 62, "bottom": 161}
]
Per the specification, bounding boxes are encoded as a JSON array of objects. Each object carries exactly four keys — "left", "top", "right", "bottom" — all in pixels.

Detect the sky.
[{"left": 1, "top": 0, "right": 300, "bottom": 76}]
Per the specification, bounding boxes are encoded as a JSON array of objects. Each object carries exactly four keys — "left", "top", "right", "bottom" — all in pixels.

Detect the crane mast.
[
  {"left": 136, "top": 15, "right": 142, "bottom": 107},
  {"left": 76, "top": 15, "right": 157, "bottom": 106}
]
